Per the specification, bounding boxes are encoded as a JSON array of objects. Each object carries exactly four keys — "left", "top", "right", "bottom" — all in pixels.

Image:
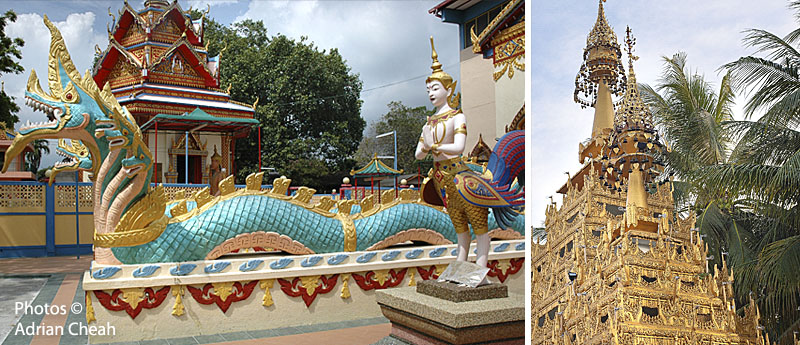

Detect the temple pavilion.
[
  {"left": 350, "top": 154, "right": 403, "bottom": 201},
  {"left": 92, "top": 0, "right": 257, "bottom": 184},
  {"left": 531, "top": 2, "right": 771, "bottom": 344}
]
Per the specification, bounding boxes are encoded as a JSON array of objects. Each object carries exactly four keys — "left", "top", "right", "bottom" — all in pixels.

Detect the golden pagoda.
[{"left": 531, "top": 2, "right": 771, "bottom": 344}]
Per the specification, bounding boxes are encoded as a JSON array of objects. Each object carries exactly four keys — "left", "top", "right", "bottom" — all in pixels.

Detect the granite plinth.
[
  {"left": 376, "top": 287, "right": 524, "bottom": 345},
  {"left": 416, "top": 280, "right": 508, "bottom": 303}
]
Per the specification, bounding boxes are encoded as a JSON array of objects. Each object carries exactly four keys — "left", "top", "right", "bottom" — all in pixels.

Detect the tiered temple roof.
[{"left": 92, "top": 0, "right": 255, "bottom": 133}]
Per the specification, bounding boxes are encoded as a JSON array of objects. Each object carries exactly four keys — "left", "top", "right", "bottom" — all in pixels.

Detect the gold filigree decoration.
[
  {"left": 98, "top": 185, "right": 168, "bottom": 247},
  {"left": 434, "top": 265, "right": 447, "bottom": 277},
  {"left": 260, "top": 279, "right": 274, "bottom": 307},
  {"left": 193, "top": 187, "right": 212, "bottom": 208},
  {"left": 120, "top": 288, "right": 145, "bottom": 310},
  {"left": 408, "top": 270, "right": 416, "bottom": 287},
  {"left": 171, "top": 285, "right": 185, "bottom": 316},
  {"left": 374, "top": 270, "right": 390, "bottom": 286},
  {"left": 271, "top": 177, "right": 291, "bottom": 195},
  {"left": 336, "top": 211, "right": 358, "bottom": 252},
  {"left": 245, "top": 172, "right": 264, "bottom": 191},
  {"left": 85, "top": 292, "right": 96, "bottom": 324},
  {"left": 360, "top": 195, "right": 375, "bottom": 213},
  {"left": 315, "top": 197, "right": 336, "bottom": 212},
  {"left": 212, "top": 282, "right": 234, "bottom": 302},
  {"left": 218, "top": 175, "right": 235, "bottom": 196},
  {"left": 470, "top": 0, "right": 523, "bottom": 54},
  {"left": 300, "top": 276, "right": 321, "bottom": 296},
  {"left": 170, "top": 200, "right": 187, "bottom": 217},
  {"left": 340, "top": 274, "right": 351, "bottom": 299},
  {"left": 493, "top": 54, "right": 524, "bottom": 81},
  {"left": 292, "top": 187, "right": 316, "bottom": 204},
  {"left": 495, "top": 259, "right": 512, "bottom": 275}
]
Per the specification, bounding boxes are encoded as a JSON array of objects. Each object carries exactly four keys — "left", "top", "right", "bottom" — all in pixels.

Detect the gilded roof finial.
[
  {"left": 625, "top": 26, "right": 639, "bottom": 71},
  {"left": 574, "top": 0, "right": 626, "bottom": 108},
  {"left": 598, "top": 25, "right": 665, "bottom": 206},
  {"left": 615, "top": 26, "right": 650, "bottom": 129}
]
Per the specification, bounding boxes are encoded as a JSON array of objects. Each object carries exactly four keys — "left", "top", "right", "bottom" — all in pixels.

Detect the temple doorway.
[{"left": 176, "top": 155, "right": 203, "bottom": 184}]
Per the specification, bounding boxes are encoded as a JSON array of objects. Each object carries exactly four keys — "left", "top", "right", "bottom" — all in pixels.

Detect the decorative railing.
[{"left": 0, "top": 181, "right": 46, "bottom": 212}]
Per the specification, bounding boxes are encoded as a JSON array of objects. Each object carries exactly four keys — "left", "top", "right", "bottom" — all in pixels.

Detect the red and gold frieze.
[{"left": 94, "top": 286, "right": 170, "bottom": 319}]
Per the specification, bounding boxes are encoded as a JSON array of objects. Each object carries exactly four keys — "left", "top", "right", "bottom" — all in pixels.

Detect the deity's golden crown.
[
  {"left": 426, "top": 37, "right": 460, "bottom": 109},
  {"left": 426, "top": 37, "right": 455, "bottom": 90}
]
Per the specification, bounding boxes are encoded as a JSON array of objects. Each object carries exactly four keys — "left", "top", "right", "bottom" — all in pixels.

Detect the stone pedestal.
[{"left": 375, "top": 281, "right": 524, "bottom": 345}]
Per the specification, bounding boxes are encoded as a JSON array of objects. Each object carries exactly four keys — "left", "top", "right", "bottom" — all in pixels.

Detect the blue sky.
[
  {"left": 1, "top": 0, "right": 458, "bottom": 169},
  {"left": 530, "top": 0, "right": 798, "bottom": 225}
]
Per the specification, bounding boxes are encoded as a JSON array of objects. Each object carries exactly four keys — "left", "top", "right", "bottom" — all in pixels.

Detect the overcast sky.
[
  {"left": 530, "top": 1, "right": 798, "bottom": 225},
  {"left": 1, "top": 0, "right": 458, "bottom": 170}
]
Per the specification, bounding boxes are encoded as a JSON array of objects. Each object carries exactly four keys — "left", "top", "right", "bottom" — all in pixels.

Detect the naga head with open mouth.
[
  {"left": 50, "top": 138, "right": 92, "bottom": 184},
  {"left": 2, "top": 15, "right": 117, "bottom": 176}
]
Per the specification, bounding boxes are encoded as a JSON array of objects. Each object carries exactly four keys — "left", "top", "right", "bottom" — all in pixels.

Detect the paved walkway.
[{"left": 0, "top": 257, "right": 391, "bottom": 345}]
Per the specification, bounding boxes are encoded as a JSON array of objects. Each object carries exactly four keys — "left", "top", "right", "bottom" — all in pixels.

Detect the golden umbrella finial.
[{"left": 574, "top": 0, "right": 626, "bottom": 108}]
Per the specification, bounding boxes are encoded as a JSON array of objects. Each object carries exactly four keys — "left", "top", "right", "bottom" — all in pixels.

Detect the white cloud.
[
  {"left": 187, "top": 0, "right": 239, "bottom": 10},
  {"left": 5, "top": 12, "right": 107, "bottom": 170},
  {"left": 530, "top": 1, "right": 797, "bottom": 225},
  {"left": 233, "top": 1, "right": 459, "bottom": 124}
]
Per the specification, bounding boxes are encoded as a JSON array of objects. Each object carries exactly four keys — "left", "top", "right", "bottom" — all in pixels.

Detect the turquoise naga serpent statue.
[{"left": 2, "top": 16, "right": 524, "bottom": 265}]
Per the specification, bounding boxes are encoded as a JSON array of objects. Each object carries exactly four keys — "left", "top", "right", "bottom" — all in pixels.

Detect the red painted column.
[{"left": 154, "top": 121, "right": 158, "bottom": 184}]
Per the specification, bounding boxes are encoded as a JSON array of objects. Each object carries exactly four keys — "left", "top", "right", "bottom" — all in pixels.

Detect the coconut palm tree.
[
  {"left": 640, "top": 52, "right": 735, "bottom": 206},
  {"left": 642, "top": 48, "right": 800, "bottom": 343},
  {"left": 640, "top": 53, "right": 742, "bottom": 276},
  {"left": 696, "top": 3, "right": 800, "bottom": 341},
  {"left": 24, "top": 139, "right": 49, "bottom": 173}
]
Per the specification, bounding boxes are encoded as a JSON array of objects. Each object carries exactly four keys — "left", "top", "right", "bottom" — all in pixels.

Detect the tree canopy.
[
  {"left": 0, "top": 10, "right": 24, "bottom": 129},
  {"left": 198, "top": 14, "right": 365, "bottom": 190},
  {"left": 355, "top": 101, "right": 434, "bottom": 176},
  {"left": 643, "top": 50, "right": 800, "bottom": 344}
]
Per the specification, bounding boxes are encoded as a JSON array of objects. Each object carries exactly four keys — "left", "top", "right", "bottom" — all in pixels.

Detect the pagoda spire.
[
  {"left": 615, "top": 26, "right": 653, "bottom": 131},
  {"left": 575, "top": 0, "right": 626, "bottom": 163},
  {"left": 598, "top": 26, "right": 666, "bottom": 231}
]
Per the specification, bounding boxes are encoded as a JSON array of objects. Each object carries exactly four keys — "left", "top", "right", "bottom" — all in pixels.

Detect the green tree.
[
  {"left": 712, "top": 6, "right": 800, "bottom": 341},
  {"left": 639, "top": 17, "right": 800, "bottom": 341},
  {"left": 24, "top": 139, "right": 49, "bottom": 173},
  {"left": 356, "top": 101, "right": 434, "bottom": 176},
  {"left": 199, "top": 15, "right": 364, "bottom": 190},
  {"left": 0, "top": 10, "right": 24, "bottom": 129},
  {"left": 639, "top": 53, "right": 740, "bottom": 273}
]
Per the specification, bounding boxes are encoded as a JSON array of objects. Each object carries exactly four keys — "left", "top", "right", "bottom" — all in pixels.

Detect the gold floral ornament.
[{"left": 427, "top": 37, "right": 460, "bottom": 109}]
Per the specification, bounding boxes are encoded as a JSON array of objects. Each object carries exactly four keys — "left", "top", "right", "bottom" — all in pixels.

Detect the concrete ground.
[
  {"left": 0, "top": 278, "right": 47, "bottom": 344},
  {"left": 0, "top": 256, "right": 391, "bottom": 345}
]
